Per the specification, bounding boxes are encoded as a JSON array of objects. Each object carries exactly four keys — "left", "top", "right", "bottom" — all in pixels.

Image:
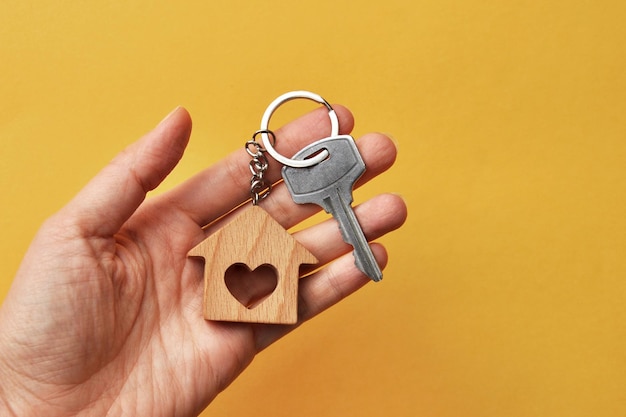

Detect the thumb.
[{"left": 59, "top": 107, "right": 192, "bottom": 237}]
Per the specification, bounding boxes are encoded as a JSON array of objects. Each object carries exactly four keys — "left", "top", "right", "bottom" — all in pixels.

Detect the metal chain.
[{"left": 245, "top": 130, "right": 275, "bottom": 205}]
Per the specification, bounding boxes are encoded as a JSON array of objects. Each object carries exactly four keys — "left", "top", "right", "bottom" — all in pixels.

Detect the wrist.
[
  {"left": 0, "top": 328, "right": 47, "bottom": 417},
  {"left": 0, "top": 360, "right": 22, "bottom": 417}
]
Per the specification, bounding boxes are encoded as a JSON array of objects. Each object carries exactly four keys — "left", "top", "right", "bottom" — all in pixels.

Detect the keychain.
[{"left": 189, "top": 91, "right": 380, "bottom": 324}]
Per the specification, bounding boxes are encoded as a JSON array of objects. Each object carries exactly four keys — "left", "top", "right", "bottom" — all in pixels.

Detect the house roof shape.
[{"left": 188, "top": 205, "right": 318, "bottom": 324}]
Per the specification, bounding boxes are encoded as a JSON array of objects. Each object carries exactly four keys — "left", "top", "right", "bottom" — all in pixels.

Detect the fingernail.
[
  {"left": 158, "top": 106, "right": 182, "bottom": 126},
  {"left": 391, "top": 192, "right": 407, "bottom": 205},
  {"left": 383, "top": 132, "right": 400, "bottom": 151}
]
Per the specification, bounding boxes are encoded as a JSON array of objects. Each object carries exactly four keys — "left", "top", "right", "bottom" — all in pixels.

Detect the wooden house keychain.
[{"left": 189, "top": 91, "right": 381, "bottom": 324}]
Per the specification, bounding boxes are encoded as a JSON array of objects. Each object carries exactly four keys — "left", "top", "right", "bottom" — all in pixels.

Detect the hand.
[{"left": 0, "top": 106, "right": 407, "bottom": 416}]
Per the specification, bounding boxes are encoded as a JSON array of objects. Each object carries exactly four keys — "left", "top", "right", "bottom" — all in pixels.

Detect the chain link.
[{"left": 245, "top": 130, "right": 275, "bottom": 205}]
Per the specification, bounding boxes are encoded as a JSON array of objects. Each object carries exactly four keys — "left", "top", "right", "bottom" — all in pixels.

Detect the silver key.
[{"left": 282, "top": 135, "right": 382, "bottom": 282}]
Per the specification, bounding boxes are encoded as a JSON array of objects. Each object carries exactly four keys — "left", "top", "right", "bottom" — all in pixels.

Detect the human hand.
[{"left": 0, "top": 106, "right": 407, "bottom": 416}]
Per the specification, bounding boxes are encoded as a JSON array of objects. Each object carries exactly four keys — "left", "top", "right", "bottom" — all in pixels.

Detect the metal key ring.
[{"left": 260, "top": 90, "right": 338, "bottom": 168}]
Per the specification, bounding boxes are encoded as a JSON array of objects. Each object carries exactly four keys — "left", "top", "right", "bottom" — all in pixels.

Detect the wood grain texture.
[{"left": 188, "top": 206, "right": 318, "bottom": 324}]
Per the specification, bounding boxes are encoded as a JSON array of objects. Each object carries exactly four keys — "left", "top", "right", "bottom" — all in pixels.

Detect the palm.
[{"left": 0, "top": 107, "right": 406, "bottom": 417}]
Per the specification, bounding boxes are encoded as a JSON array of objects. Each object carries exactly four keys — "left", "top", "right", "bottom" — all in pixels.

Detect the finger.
[
  {"left": 220, "top": 193, "right": 406, "bottom": 309},
  {"left": 253, "top": 243, "right": 388, "bottom": 352},
  {"left": 199, "top": 132, "right": 398, "bottom": 239},
  {"left": 295, "top": 193, "right": 407, "bottom": 273},
  {"left": 298, "top": 242, "right": 388, "bottom": 321},
  {"left": 159, "top": 105, "right": 354, "bottom": 226},
  {"left": 59, "top": 107, "right": 192, "bottom": 237},
  {"left": 250, "top": 193, "right": 406, "bottom": 351},
  {"left": 259, "top": 132, "right": 399, "bottom": 229}
]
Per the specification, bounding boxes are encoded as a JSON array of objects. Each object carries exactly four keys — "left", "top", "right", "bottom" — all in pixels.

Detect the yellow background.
[{"left": 2, "top": 1, "right": 625, "bottom": 416}]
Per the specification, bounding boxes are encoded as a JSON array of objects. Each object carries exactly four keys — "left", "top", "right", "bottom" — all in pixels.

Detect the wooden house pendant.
[
  {"left": 188, "top": 91, "right": 348, "bottom": 324},
  {"left": 188, "top": 206, "right": 317, "bottom": 324}
]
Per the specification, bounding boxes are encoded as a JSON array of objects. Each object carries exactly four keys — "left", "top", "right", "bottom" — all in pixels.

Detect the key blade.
[
  {"left": 281, "top": 135, "right": 381, "bottom": 281},
  {"left": 324, "top": 191, "right": 383, "bottom": 282}
]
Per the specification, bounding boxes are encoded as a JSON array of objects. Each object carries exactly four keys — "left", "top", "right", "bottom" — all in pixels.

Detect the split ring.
[{"left": 260, "top": 90, "right": 338, "bottom": 168}]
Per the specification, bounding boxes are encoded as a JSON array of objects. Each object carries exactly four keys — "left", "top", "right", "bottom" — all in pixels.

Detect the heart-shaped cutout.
[{"left": 224, "top": 263, "right": 278, "bottom": 309}]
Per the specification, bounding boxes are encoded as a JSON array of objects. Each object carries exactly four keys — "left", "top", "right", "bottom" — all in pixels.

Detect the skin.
[{"left": 0, "top": 106, "right": 407, "bottom": 416}]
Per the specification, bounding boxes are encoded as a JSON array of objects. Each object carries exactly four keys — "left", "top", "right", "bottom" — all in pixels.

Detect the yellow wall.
[{"left": 2, "top": 1, "right": 625, "bottom": 416}]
